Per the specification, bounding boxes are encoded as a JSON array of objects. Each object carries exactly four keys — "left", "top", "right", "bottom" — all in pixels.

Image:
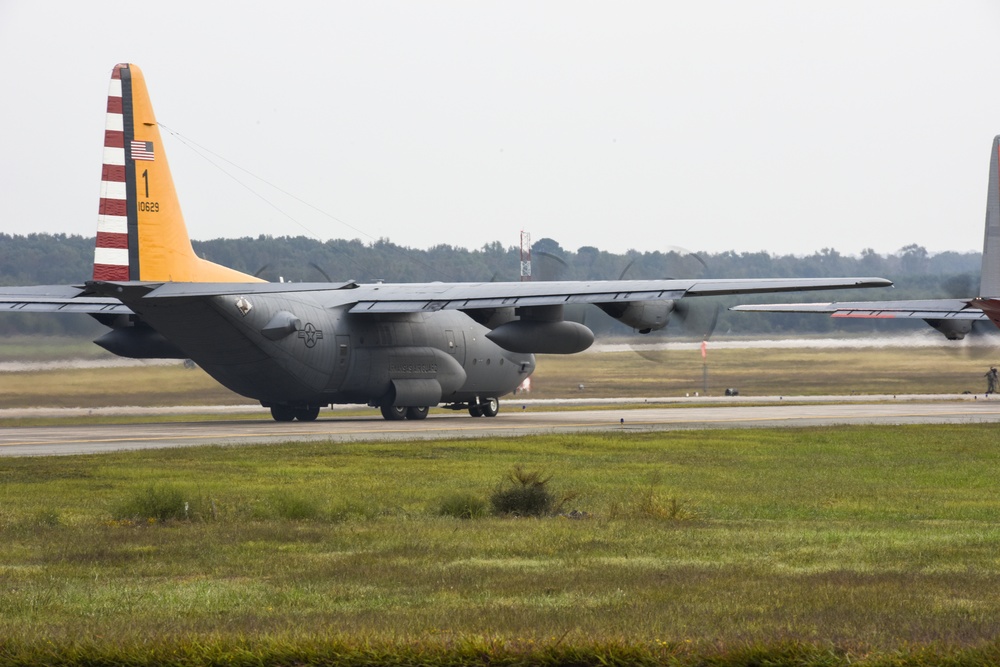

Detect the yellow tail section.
[{"left": 94, "top": 63, "right": 262, "bottom": 283}]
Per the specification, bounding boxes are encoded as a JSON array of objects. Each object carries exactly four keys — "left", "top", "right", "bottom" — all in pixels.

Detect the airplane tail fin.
[
  {"left": 980, "top": 135, "right": 1000, "bottom": 297},
  {"left": 94, "top": 63, "right": 261, "bottom": 283}
]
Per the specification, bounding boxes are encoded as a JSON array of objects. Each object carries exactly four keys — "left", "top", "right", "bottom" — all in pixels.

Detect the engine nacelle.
[
  {"left": 924, "top": 318, "right": 973, "bottom": 340},
  {"left": 598, "top": 300, "right": 675, "bottom": 334},
  {"left": 486, "top": 320, "right": 594, "bottom": 354}
]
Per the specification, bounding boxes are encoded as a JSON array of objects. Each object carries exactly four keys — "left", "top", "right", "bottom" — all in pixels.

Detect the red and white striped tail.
[
  {"left": 89, "top": 63, "right": 261, "bottom": 284},
  {"left": 93, "top": 64, "right": 130, "bottom": 281}
]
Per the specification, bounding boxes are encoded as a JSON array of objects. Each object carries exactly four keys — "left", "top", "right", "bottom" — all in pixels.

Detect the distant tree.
[
  {"left": 859, "top": 247, "right": 881, "bottom": 274},
  {"left": 532, "top": 237, "right": 564, "bottom": 257},
  {"left": 899, "top": 244, "right": 929, "bottom": 274}
]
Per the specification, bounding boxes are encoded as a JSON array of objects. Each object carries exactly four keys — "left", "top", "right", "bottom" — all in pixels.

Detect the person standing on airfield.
[{"left": 986, "top": 367, "right": 999, "bottom": 395}]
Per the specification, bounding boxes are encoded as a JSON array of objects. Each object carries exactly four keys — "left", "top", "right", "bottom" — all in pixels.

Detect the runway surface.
[{"left": 2, "top": 395, "right": 1000, "bottom": 457}]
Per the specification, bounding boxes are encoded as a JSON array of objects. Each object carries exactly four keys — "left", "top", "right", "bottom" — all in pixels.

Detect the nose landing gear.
[{"left": 468, "top": 397, "right": 499, "bottom": 418}]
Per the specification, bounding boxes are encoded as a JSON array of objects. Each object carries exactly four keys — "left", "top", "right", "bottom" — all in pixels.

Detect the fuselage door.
[
  {"left": 445, "top": 329, "right": 465, "bottom": 365},
  {"left": 336, "top": 335, "right": 351, "bottom": 370}
]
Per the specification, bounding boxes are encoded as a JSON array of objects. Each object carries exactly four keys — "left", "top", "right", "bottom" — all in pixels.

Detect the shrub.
[
  {"left": 635, "top": 491, "right": 695, "bottom": 520},
  {"left": 632, "top": 480, "right": 697, "bottom": 521},
  {"left": 437, "top": 493, "right": 487, "bottom": 519},
  {"left": 112, "top": 484, "right": 189, "bottom": 522},
  {"left": 490, "top": 465, "right": 575, "bottom": 517},
  {"left": 269, "top": 491, "right": 321, "bottom": 521}
]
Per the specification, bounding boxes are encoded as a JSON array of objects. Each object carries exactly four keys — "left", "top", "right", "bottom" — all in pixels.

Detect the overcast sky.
[{"left": 2, "top": 1, "right": 1000, "bottom": 258}]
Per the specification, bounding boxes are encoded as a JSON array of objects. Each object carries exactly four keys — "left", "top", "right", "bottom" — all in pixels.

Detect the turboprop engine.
[
  {"left": 597, "top": 300, "right": 675, "bottom": 334},
  {"left": 482, "top": 304, "right": 595, "bottom": 354},
  {"left": 925, "top": 318, "right": 974, "bottom": 340},
  {"left": 486, "top": 320, "right": 594, "bottom": 354}
]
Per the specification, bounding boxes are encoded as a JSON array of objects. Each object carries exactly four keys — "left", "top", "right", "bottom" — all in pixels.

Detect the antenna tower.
[{"left": 520, "top": 230, "right": 532, "bottom": 282}]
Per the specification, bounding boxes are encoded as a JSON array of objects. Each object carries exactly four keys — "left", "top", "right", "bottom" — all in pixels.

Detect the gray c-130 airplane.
[
  {"left": 0, "top": 64, "right": 892, "bottom": 422},
  {"left": 732, "top": 135, "right": 1000, "bottom": 340}
]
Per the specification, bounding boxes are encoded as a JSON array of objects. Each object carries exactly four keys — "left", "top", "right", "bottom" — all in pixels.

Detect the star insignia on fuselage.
[
  {"left": 298, "top": 322, "right": 323, "bottom": 348},
  {"left": 235, "top": 296, "right": 252, "bottom": 317}
]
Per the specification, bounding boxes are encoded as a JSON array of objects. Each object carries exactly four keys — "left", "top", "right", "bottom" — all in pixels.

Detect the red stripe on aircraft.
[
  {"left": 95, "top": 232, "right": 128, "bottom": 249},
  {"left": 111, "top": 66, "right": 123, "bottom": 80},
  {"left": 98, "top": 198, "right": 127, "bottom": 217},
  {"left": 107, "top": 96, "right": 123, "bottom": 114},
  {"left": 93, "top": 264, "right": 129, "bottom": 280},
  {"left": 832, "top": 312, "right": 896, "bottom": 319},
  {"left": 976, "top": 303, "right": 1000, "bottom": 318},
  {"left": 104, "top": 130, "right": 124, "bottom": 148},
  {"left": 101, "top": 164, "right": 126, "bottom": 182}
]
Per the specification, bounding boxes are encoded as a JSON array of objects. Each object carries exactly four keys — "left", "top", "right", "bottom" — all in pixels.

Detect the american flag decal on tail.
[{"left": 130, "top": 140, "right": 154, "bottom": 161}]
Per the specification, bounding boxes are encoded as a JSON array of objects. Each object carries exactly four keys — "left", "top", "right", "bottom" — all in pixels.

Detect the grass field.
[
  {"left": 4, "top": 337, "right": 1000, "bottom": 664},
  {"left": 3, "top": 426, "right": 1000, "bottom": 664}
]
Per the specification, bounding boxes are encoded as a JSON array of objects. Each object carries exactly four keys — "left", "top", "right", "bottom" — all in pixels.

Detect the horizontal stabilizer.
[{"left": 0, "top": 285, "right": 131, "bottom": 315}]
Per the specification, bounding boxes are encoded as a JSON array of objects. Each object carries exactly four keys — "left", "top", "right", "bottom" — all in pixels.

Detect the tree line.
[{"left": 0, "top": 233, "right": 980, "bottom": 337}]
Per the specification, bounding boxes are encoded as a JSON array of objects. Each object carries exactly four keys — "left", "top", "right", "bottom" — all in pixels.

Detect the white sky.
[{"left": 2, "top": 1, "right": 1000, "bottom": 257}]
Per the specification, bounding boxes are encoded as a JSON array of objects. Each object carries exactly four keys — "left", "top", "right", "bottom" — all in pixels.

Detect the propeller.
[
  {"left": 252, "top": 262, "right": 334, "bottom": 283},
  {"left": 521, "top": 246, "right": 721, "bottom": 362},
  {"left": 309, "top": 262, "right": 333, "bottom": 282},
  {"left": 534, "top": 250, "right": 570, "bottom": 281},
  {"left": 477, "top": 244, "right": 720, "bottom": 363},
  {"left": 617, "top": 248, "right": 721, "bottom": 364}
]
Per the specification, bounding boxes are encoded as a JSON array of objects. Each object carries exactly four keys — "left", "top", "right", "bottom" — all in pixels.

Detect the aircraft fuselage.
[{"left": 121, "top": 290, "right": 535, "bottom": 410}]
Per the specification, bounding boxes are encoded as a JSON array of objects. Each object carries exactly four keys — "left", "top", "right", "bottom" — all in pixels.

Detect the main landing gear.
[
  {"left": 380, "top": 405, "right": 430, "bottom": 421},
  {"left": 270, "top": 405, "right": 321, "bottom": 422},
  {"left": 377, "top": 398, "right": 501, "bottom": 420}
]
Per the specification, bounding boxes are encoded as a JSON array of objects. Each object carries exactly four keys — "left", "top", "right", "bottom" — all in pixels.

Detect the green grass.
[
  {"left": 3, "top": 426, "right": 1000, "bottom": 664},
  {"left": 0, "top": 364, "right": 250, "bottom": 408},
  {"left": 0, "top": 335, "right": 108, "bottom": 361}
]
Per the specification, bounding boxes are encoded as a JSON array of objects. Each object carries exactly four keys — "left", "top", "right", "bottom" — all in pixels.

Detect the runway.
[{"left": 2, "top": 395, "right": 1000, "bottom": 457}]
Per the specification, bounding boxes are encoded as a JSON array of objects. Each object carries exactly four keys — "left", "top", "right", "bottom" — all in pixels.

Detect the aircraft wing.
[
  {"left": 0, "top": 276, "right": 891, "bottom": 317},
  {"left": 344, "top": 277, "right": 893, "bottom": 313},
  {"left": 104, "top": 276, "right": 894, "bottom": 313},
  {"left": 730, "top": 298, "right": 987, "bottom": 321},
  {"left": 0, "top": 285, "right": 132, "bottom": 315}
]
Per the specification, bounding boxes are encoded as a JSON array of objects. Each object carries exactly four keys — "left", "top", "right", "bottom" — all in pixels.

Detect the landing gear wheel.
[
  {"left": 270, "top": 406, "right": 296, "bottom": 422},
  {"left": 380, "top": 405, "right": 407, "bottom": 421},
  {"left": 405, "top": 406, "right": 429, "bottom": 420},
  {"left": 468, "top": 404, "right": 483, "bottom": 417},
  {"left": 295, "top": 406, "right": 320, "bottom": 422},
  {"left": 481, "top": 397, "right": 499, "bottom": 418}
]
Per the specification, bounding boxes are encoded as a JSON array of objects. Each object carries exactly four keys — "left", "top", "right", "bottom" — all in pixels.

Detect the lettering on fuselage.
[{"left": 389, "top": 362, "right": 438, "bottom": 374}]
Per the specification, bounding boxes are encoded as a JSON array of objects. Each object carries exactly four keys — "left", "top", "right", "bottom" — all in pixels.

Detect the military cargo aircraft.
[
  {"left": 732, "top": 136, "right": 1000, "bottom": 340},
  {"left": 0, "top": 64, "right": 892, "bottom": 421}
]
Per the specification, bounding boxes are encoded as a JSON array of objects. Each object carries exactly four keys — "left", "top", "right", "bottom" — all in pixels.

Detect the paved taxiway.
[{"left": 2, "top": 395, "right": 1000, "bottom": 457}]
